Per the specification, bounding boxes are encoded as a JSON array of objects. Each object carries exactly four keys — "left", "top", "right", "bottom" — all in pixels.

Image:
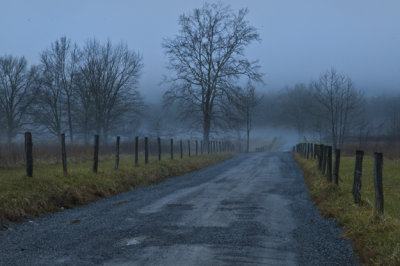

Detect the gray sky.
[{"left": 1, "top": 0, "right": 399, "bottom": 102}]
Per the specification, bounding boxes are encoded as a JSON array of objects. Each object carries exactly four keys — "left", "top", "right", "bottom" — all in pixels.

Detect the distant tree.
[
  {"left": 78, "top": 39, "right": 143, "bottom": 142},
  {"left": 73, "top": 68, "right": 94, "bottom": 143},
  {"left": 0, "top": 55, "right": 39, "bottom": 143},
  {"left": 311, "top": 68, "right": 364, "bottom": 151},
  {"left": 279, "top": 83, "right": 314, "bottom": 139},
  {"left": 163, "top": 2, "right": 262, "bottom": 148},
  {"left": 385, "top": 94, "right": 400, "bottom": 142},
  {"left": 234, "top": 82, "right": 262, "bottom": 152},
  {"left": 34, "top": 37, "right": 79, "bottom": 141}
]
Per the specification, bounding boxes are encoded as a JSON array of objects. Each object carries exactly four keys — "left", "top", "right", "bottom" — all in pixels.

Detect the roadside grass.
[
  {"left": 293, "top": 153, "right": 400, "bottom": 265},
  {"left": 0, "top": 153, "right": 234, "bottom": 227}
]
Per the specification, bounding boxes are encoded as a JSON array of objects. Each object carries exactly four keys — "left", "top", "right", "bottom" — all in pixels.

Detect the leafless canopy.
[
  {"left": 78, "top": 39, "right": 143, "bottom": 141},
  {"left": 163, "top": 2, "right": 262, "bottom": 145},
  {"left": 311, "top": 68, "right": 364, "bottom": 150},
  {"left": 0, "top": 55, "right": 39, "bottom": 143},
  {"left": 35, "top": 37, "right": 79, "bottom": 139}
]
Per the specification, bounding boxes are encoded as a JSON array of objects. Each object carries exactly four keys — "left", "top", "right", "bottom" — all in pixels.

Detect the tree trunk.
[
  {"left": 246, "top": 108, "right": 250, "bottom": 153},
  {"left": 7, "top": 131, "right": 12, "bottom": 145},
  {"left": 67, "top": 96, "right": 73, "bottom": 144},
  {"left": 203, "top": 114, "right": 211, "bottom": 152},
  {"left": 246, "top": 129, "right": 250, "bottom": 153},
  {"left": 7, "top": 118, "right": 13, "bottom": 144}
]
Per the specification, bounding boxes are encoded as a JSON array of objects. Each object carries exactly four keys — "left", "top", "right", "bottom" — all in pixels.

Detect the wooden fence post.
[
  {"left": 334, "top": 149, "right": 341, "bottom": 185},
  {"left": 170, "top": 138, "right": 173, "bottom": 160},
  {"left": 158, "top": 137, "right": 161, "bottom": 161},
  {"left": 61, "top": 133, "right": 67, "bottom": 175},
  {"left": 311, "top": 143, "right": 314, "bottom": 158},
  {"left": 374, "top": 152, "right": 384, "bottom": 214},
  {"left": 317, "top": 144, "right": 323, "bottom": 170},
  {"left": 196, "top": 140, "right": 198, "bottom": 155},
  {"left": 135, "top": 136, "right": 139, "bottom": 165},
  {"left": 326, "top": 146, "right": 332, "bottom": 182},
  {"left": 306, "top": 143, "right": 309, "bottom": 157},
  {"left": 115, "top": 136, "right": 120, "bottom": 169},
  {"left": 144, "top": 137, "right": 149, "bottom": 164},
  {"left": 200, "top": 140, "right": 203, "bottom": 154},
  {"left": 321, "top": 145, "right": 327, "bottom": 175},
  {"left": 313, "top": 144, "right": 317, "bottom": 159},
  {"left": 180, "top": 140, "right": 183, "bottom": 159},
  {"left": 25, "top": 132, "right": 33, "bottom": 177},
  {"left": 93, "top": 135, "right": 99, "bottom": 173},
  {"left": 352, "top": 150, "right": 364, "bottom": 204},
  {"left": 188, "top": 140, "right": 191, "bottom": 157}
]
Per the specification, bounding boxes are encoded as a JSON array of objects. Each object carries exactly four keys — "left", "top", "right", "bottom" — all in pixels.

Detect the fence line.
[
  {"left": 295, "top": 142, "right": 386, "bottom": 215},
  {"left": 17, "top": 132, "right": 235, "bottom": 178}
]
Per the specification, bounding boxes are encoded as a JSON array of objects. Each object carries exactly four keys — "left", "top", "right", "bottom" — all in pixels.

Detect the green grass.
[
  {"left": 0, "top": 153, "right": 234, "bottom": 227},
  {"left": 293, "top": 153, "right": 400, "bottom": 265}
]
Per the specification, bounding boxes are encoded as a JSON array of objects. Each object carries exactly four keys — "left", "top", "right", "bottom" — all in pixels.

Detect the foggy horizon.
[
  {"left": 1, "top": 0, "right": 399, "bottom": 102},
  {"left": 1, "top": 2, "right": 400, "bottom": 263}
]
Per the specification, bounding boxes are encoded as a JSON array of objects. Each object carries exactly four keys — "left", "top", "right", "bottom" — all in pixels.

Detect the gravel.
[{"left": 0, "top": 152, "right": 359, "bottom": 265}]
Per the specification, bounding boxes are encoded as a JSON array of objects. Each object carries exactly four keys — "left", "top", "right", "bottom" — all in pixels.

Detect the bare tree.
[
  {"left": 79, "top": 39, "right": 143, "bottom": 142},
  {"left": 311, "top": 68, "right": 364, "bottom": 151},
  {"left": 163, "top": 3, "right": 262, "bottom": 148},
  {"left": 38, "top": 37, "right": 79, "bottom": 142},
  {"left": 58, "top": 37, "right": 80, "bottom": 143},
  {"left": 279, "top": 83, "right": 314, "bottom": 139},
  {"left": 385, "top": 94, "right": 400, "bottom": 143},
  {"left": 0, "top": 55, "right": 39, "bottom": 143},
  {"left": 233, "top": 82, "right": 262, "bottom": 152},
  {"left": 73, "top": 69, "right": 94, "bottom": 143},
  {"left": 34, "top": 38, "right": 76, "bottom": 139}
]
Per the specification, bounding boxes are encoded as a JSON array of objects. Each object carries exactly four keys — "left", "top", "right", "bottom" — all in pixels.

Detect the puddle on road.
[{"left": 115, "top": 236, "right": 146, "bottom": 247}]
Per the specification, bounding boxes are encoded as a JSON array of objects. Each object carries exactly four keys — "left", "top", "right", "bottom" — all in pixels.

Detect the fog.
[
  {"left": 1, "top": 0, "right": 399, "bottom": 101},
  {"left": 0, "top": 1, "right": 399, "bottom": 151}
]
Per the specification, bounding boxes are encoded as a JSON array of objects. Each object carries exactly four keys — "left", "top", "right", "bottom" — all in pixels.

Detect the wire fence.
[
  {"left": 0, "top": 132, "right": 235, "bottom": 178},
  {"left": 295, "top": 143, "right": 400, "bottom": 218}
]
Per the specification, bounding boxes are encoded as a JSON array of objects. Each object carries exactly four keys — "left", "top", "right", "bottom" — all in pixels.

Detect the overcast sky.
[{"left": 1, "top": 0, "right": 399, "bottom": 102}]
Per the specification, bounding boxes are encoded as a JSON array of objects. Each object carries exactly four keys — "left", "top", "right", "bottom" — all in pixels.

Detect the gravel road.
[{"left": 0, "top": 152, "right": 358, "bottom": 265}]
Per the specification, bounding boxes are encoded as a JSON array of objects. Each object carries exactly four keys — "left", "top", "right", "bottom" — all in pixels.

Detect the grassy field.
[
  {"left": 294, "top": 153, "right": 400, "bottom": 265},
  {"left": 0, "top": 153, "right": 234, "bottom": 228}
]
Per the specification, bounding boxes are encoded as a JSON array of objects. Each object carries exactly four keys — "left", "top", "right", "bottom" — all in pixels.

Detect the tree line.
[
  {"left": 255, "top": 68, "right": 400, "bottom": 149},
  {"left": 0, "top": 37, "right": 144, "bottom": 144},
  {"left": 2, "top": 2, "right": 395, "bottom": 153},
  {"left": 0, "top": 3, "right": 264, "bottom": 153}
]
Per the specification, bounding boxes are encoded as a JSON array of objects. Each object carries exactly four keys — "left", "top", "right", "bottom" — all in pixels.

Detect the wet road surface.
[{"left": 0, "top": 152, "right": 358, "bottom": 265}]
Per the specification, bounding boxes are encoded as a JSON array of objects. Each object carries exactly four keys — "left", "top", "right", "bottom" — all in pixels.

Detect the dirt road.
[{"left": 0, "top": 152, "right": 358, "bottom": 265}]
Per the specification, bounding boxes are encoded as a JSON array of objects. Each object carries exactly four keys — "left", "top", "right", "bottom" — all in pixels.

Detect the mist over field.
[
  {"left": 0, "top": 0, "right": 399, "bottom": 153},
  {"left": 2, "top": 3, "right": 400, "bottom": 265}
]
